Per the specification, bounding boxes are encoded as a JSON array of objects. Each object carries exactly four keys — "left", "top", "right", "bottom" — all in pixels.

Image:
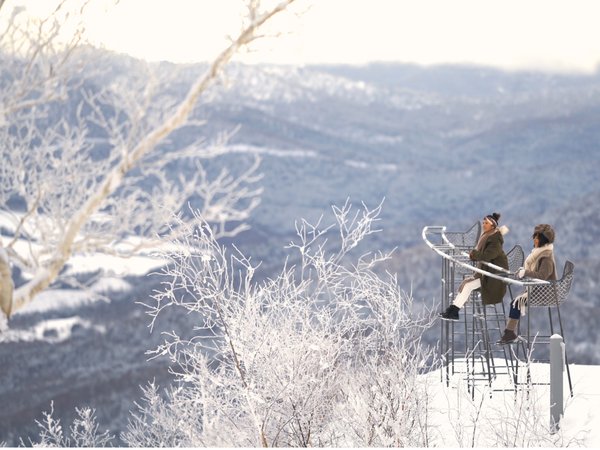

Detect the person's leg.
[
  {"left": 452, "top": 278, "right": 481, "bottom": 308},
  {"left": 441, "top": 278, "right": 481, "bottom": 321},
  {"left": 498, "top": 294, "right": 523, "bottom": 344},
  {"left": 506, "top": 301, "right": 521, "bottom": 331}
]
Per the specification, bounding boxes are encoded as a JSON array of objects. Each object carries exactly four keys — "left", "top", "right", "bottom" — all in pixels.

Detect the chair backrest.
[
  {"left": 444, "top": 222, "right": 481, "bottom": 249},
  {"left": 506, "top": 245, "right": 525, "bottom": 273},
  {"left": 528, "top": 260, "right": 574, "bottom": 307}
]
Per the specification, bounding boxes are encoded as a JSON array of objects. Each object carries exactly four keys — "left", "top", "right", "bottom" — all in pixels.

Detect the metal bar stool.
[
  {"left": 470, "top": 245, "right": 524, "bottom": 395},
  {"left": 515, "top": 260, "right": 575, "bottom": 396},
  {"left": 439, "top": 222, "right": 481, "bottom": 385}
]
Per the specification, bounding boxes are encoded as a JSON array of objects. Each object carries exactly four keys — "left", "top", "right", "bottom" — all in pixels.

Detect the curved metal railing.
[{"left": 422, "top": 225, "right": 549, "bottom": 287}]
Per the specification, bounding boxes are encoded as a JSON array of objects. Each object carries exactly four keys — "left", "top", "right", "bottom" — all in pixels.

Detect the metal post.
[{"left": 550, "top": 334, "right": 565, "bottom": 433}]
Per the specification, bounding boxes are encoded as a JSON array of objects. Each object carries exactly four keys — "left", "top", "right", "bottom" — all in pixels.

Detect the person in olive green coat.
[{"left": 440, "top": 212, "right": 509, "bottom": 321}]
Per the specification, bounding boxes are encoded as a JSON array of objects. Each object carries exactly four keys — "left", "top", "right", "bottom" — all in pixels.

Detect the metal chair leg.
[{"left": 554, "top": 304, "right": 573, "bottom": 397}]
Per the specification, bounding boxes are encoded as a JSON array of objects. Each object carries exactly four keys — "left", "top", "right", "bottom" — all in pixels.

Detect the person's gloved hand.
[
  {"left": 516, "top": 267, "right": 525, "bottom": 279},
  {"left": 469, "top": 250, "right": 476, "bottom": 261}
]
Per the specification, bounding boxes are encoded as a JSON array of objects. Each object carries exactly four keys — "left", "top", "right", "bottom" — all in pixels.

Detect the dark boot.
[
  {"left": 497, "top": 329, "right": 518, "bottom": 345},
  {"left": 440, "top": 305, "right": 460, "bottom": 321}
]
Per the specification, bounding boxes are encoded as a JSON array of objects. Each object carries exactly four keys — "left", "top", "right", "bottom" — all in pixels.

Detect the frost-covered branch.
[
  {"left": 1, "top": 0, "right": 299, "bottom": 316},
  {"left": 0, "top": 1, "right": 87, "bottom": 119},
  {"left": 127, "top": 202, "right": 436, "bottom": 447},
  {"left": 22, "top": 402, "right": 114, "bottom": 447}
]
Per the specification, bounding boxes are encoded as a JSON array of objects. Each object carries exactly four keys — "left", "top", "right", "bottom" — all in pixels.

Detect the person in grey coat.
[
  {"left": 440, "top": 212, "right": 509, "bottom": 321},
  {"left": 497, "top": 224, "right": 557, "bottom": 344}
]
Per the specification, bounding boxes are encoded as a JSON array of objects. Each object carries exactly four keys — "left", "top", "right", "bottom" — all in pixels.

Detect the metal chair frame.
[
  {"left": 470, "top": 244, "right": 525, "bottom": 395},
  {"left": 513, "top": 260, "right": 575, "bottom": 396},
  {"left": 433, "top": 222, "right": 480, "bottom": 389}
]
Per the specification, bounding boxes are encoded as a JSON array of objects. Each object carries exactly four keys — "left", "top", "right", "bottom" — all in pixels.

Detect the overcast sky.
[{"left": 13, "top": 0, "right": 600, "bottom": 72}]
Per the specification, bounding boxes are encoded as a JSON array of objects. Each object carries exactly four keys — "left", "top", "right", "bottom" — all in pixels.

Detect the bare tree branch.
[
  {"left": 0, "top": 0, "right": 300, "bottom": 316},
  {"left": 125, "top": 202, "right": 435, "bottom": 447}
]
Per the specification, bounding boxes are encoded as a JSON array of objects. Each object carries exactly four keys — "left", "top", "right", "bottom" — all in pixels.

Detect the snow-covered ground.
[{"left": 426, "top": 360, "right": 600, "bottom": 447}]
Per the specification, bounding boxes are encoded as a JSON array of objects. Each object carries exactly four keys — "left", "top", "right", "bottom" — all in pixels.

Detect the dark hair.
[
  {"left": 534, "top": 232, "right": 550, "bottom": 246},
  {"left": 485, "top": 212, "right": 501, "bottom": 227}
]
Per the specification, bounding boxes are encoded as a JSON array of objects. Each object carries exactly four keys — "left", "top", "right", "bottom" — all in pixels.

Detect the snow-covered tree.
[
  {"left": 23, "top": 402, "right": 114, "bottom": 448},
  {"left": 0, "top": 0, "right": 299, "bottom": 318},
  {"left": 123, "top": 201, "right": 436, "bottom": 447}
]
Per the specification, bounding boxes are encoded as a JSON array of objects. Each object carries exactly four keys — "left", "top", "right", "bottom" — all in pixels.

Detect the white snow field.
[{"left": 425, "top": 359, "right": 600, "bottom": 447}]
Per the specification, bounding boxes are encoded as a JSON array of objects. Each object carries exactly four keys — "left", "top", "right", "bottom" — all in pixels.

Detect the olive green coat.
[{"left": 470, "top": 230, "right": 509, "bottom": 305}]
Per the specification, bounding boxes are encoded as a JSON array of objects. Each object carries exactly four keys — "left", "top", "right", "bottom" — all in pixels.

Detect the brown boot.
[{"left": 497, "top": 329, "right": 518, "bottom": 345}]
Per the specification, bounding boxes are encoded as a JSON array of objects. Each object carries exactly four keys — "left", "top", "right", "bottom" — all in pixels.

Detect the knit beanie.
[{"left": 485, "top": 212, "right": 501, "bottom": 227}]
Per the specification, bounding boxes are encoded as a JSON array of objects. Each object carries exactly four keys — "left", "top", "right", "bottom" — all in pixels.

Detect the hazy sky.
[{"left": 13, "top": 0, "right": 600, "bottom": 72}]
